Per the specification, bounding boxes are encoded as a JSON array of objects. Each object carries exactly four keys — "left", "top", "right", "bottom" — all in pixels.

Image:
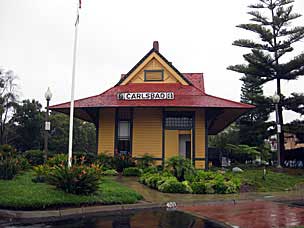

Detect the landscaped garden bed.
[
  {"left": 0, "top": 171, "right": 143, "bottom": 210},
  {"left": 1, "top": 145, "right": 304, "bottom": 211},
  {"left": 0, "top": 148, "right": 143, "bottom": 210},
  {"left": 136, "top": 156, "right": 304, "bottom": 194}
]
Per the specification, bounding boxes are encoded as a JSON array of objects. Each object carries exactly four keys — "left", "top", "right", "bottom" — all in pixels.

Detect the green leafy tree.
[
  {"left": 228, "top": 0, "right": 304, "bottom": 164},
  {"left": 49, "top": 112, "right": 96, "bottom": 154},
  {"left": 11, "top": 99, "right": 43, "bottom": 151},
  {"left": 0, "top": 69, "right": 18, "bottom": 144}
]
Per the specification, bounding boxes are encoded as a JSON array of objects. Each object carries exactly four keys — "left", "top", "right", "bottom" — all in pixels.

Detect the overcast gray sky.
[{"left": 0, "top": 0, "right": 303, "bottom": 122}]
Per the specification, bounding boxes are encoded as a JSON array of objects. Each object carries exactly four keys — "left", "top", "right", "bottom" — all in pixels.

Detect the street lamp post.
[
  {"left": 44, "top": 87, "right": 52, "bottom": 161},
  {"left": 272, "top": 92, "right": 282, "bottom": 168}
]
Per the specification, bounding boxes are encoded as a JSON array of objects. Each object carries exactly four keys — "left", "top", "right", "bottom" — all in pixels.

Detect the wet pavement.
[
  {"left": 180, "top": 201, "right": 304, "bottom": 228},
  {"left": 116, "top": 177, "right": 304, "bottom": 227}
]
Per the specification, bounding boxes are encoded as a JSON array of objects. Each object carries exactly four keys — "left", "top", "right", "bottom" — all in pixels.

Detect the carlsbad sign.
[{"left": 117, "top": 92, "right": 174, "bottom": 100}]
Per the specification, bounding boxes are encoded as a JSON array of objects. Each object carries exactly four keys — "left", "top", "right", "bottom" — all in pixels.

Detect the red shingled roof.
[
  {"left": 50, "top": 83, "right": 252, "bottom": 109},
  {"left": 50, "top": 82, "right": 254, "bottom": 134},
  {"left": 50, "top": 46, "right": 254, "bottom": 134},
  {"left": 183, "top": 73, "right": 205, "bottom": 92}
]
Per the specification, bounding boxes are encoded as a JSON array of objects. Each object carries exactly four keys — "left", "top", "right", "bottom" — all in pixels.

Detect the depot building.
[{"left": 50, "top": 42, "right": 254, "bottom": 168}]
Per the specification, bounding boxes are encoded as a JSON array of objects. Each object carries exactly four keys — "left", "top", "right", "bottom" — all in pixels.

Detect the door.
[
  {"left": 179, "top": 134, "right": 191, "bottom": 159},
  {"left": 185, "top": 141, "right": 191, "bottom": 160}
]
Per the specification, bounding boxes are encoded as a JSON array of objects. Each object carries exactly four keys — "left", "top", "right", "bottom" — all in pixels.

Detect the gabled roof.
[
  {"left": 116, "top": 48, "right": 192, "bottom": 86},
  {"left": 50, "top": 42, "right": 254, "bottom": 134}
]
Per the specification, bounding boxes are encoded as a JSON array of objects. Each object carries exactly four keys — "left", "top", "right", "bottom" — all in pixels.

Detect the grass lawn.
[
  {"left": 0, "top": 171, "right": 143, "bottom": 210},
  {"left": 234, "top": 168, "right": 304, "bottom": 192}
]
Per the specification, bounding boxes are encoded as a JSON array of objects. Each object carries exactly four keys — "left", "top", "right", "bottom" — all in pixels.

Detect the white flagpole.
[{"left": 68, "top": 3, "right": 81, "bottom": 168}]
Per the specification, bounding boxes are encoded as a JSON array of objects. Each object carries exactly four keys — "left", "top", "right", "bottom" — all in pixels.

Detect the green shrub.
[
  {"left": 101, "top": 169, "right": 118, "bottom": 176},
  {"left": 145, "top": 173, "right": 162, "bottom": 189},
  {"left": 165, "top": 156, "right": 195, "bottom": 181},
  {"left": 205, "top": 182, "right": 215, "bottom": 194},
  {"left": 47, "top": 154, "right": 68, "bottom": 167},
  {"left": 73, "top": 151, "right": 97, "bottom": 164},
  {"left": 0, "top": 144, "right": 16, "bottom": 158},
  {"left": 190, "top": 182, "right": 206, "bottom": 194},
  {"left": 223, "top": 181, "right": 238, "bottom": 194},
  {"left": 33, "top": 165, "right": 50, "bottom": 182},
  {"left": 97, "top": 153, "right": 114, "bottom": 169},
  {"left": 47, "top": 164, "right": 101, "bottom": 195},
  {"left": 156, "top": 176, "right": 178, "bottom": 189},
  {"left": 123, "top": 167, "right": 143, "bottom": 176},
  {"left": 139, "top": 172, "right": 150, "bottom": 184},
  {"left": 24, "top": 150, "right": 44, "bottom": 166},
  {"left": 186, "top": 170, "right": 221, "bottom": 182},
  {"left": 16, "top": 156, "right": 31, "bottom": 171},
  {"left": 143, "top": 166, "right": 158, "bottom": 174},
  {"left": 158, "top": 180, "right": 191, "bottom": 193},
  {"left": 0, "top": 157, "right": 19, "bottom": 180},
  {"left": 181, "top": 181, "right": 193, "bottom": 193},
  {"left": 113, "top": 153, "right": 135, "bottom": 172},
  {"left": 136, "top": 154, "right": 155, "bottom": 169}
]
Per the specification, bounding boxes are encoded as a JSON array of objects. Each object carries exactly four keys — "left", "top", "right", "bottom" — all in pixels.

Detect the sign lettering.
[{"left": 117, "top": 92, "right": 174, "bottom": 100}]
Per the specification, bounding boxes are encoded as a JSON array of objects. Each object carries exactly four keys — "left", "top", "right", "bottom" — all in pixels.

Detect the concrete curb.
[{"left": 0, "top": 202, "right": 164, "bottom": 219}]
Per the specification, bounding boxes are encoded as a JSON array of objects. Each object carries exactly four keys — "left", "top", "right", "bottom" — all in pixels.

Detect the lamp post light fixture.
[
  {"left": 44, "top": 87, "right": 52, "bottom": 161},
  {"left": 272, "top": 92, "right": 282, "bottom": 168}
]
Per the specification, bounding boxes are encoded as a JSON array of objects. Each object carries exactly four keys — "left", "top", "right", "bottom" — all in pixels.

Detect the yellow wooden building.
[{"left": 51, "top": 42, "right": 254, "bottom": 168}]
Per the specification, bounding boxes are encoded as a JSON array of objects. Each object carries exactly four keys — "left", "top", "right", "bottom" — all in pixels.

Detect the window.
[
  {"left": 144, "top": 70, "right": 164, "bottom": 81},
  {"left": 118, "top": 121, "right": 130, "bottom": 154},
  {"left": 165, "top": 112, "right": 193, "bottom": 130}
]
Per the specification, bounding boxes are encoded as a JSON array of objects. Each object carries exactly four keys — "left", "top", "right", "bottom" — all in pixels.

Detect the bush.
[
  {"left": 97, "top": 153, "right": 114, "bottom": 169},
  {"left": 205, "top": 182, "right": 215, "bottom": 194},
  {"left": 123, "top": 167, "right": 143, "bottom": 176},
  {"left": 158, "top": 180, "right": 191, "bottom": 193},
  {"left": 113, "top": 153, "right": 135, "bottom": 172},
  {"left": 139, "top": 172, "right": 178, "bottom": 190},
  {"left": 0, "top": 157, "right": 19, "bottom": 180},
  {"left": 145, "top": 173, "right": 162, "bottom": 189},
  {"left": 101, "top": 169, "right": 118, "bottom": 176},
  {"left": 0, "top": 144, "right": 16, "bottom": 158},
  {"left": 47, "top": 154, "right": 68, "bottom": 167},
  {"left": 165, "top": 156, "right": 195, "bottom": 181},
  {"left": 73, "top": 151, "right": 97, "bottom": 164},
  {"left": 136, "top": 154, "right": 155, "bottom": 169},
  {"left": 16, "top": 156, "right": 31, "bottom": 171},
  {"left": 33, "top": 165, "right": 50, "bottom": 183},
  {"left": 223, "top": 181, "right": 238, "bottom": 194},
  {"left": 24, "top": 150, "right": 44, "bottom": 166},
  {"left": 142, "top": 166, "right": 158, "bottom": 174},
  {"left": 47, "top": 164, "right": 101, "bottom": 195},
  {"left": 190, "top": 182, "right": 206, "bottom": 194}
]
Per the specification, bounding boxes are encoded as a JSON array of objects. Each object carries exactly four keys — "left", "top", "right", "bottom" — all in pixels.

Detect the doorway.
[{"left": 179, "top": 134, "right": 191, "bottom": 160}]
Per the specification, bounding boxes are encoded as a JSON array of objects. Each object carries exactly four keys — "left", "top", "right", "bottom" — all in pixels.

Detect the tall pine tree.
[
  {"left": 228, "top": 0, "right": 304, "bottom": 165},
  {"left": 238, "top": 73, "right": 273, "bottom": 147}
]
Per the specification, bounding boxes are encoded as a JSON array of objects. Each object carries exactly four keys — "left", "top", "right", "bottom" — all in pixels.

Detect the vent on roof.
[{"left": 144, "top": 70, "right": 164, "bottom": 81}]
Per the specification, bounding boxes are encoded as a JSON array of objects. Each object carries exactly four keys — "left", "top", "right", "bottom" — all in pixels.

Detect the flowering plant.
[{"left": 47, "top": 163, "right": 101, "bottom": 195}]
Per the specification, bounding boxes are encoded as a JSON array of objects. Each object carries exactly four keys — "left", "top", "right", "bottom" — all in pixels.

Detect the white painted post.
[{"left": 68, "top": 5, "right": 80, "bottom": 168}]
